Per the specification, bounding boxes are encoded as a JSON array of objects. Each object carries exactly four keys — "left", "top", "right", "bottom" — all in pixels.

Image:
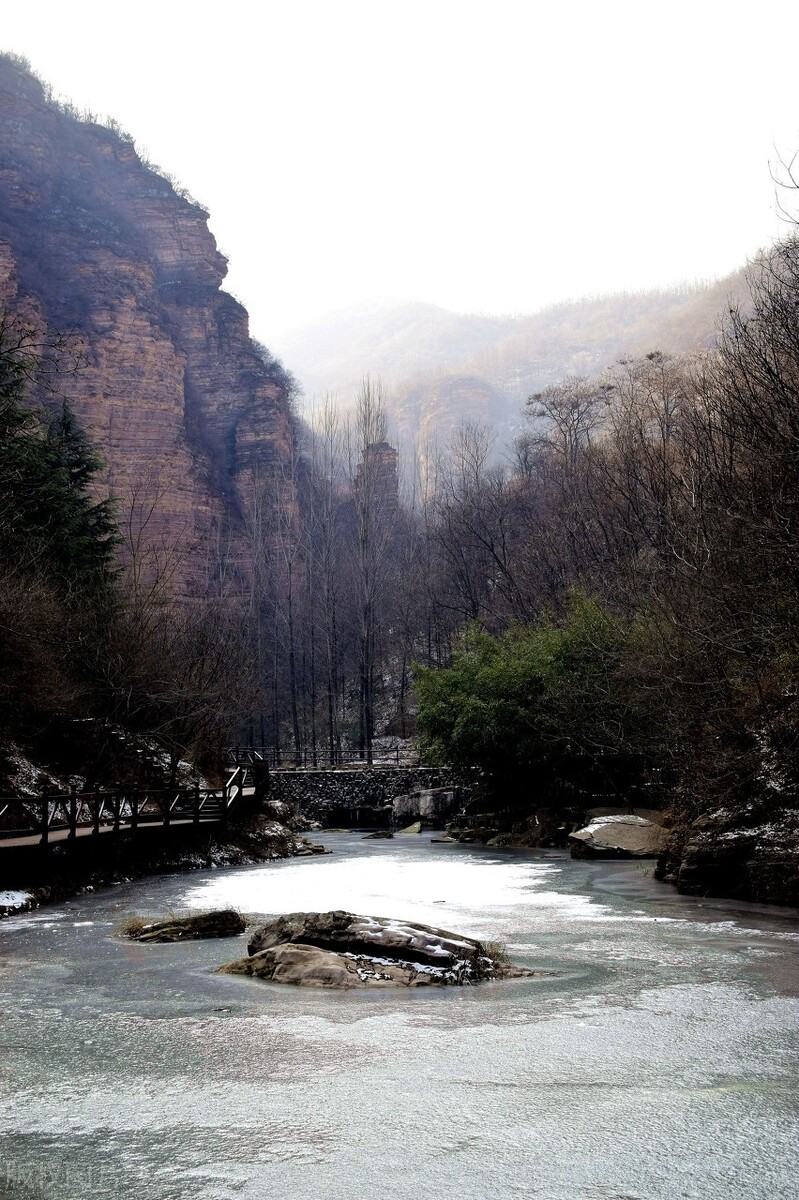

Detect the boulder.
[
  {"left": 397, "top": 821, "right": 422, "bottom": 834},
  {"left": 247, "top": 910, "right": 480, "bottom": 967},
  {"left": 125, "top": 908, "right": 245, "bottom": 942},
  {"left": 0, "top": 890, "right": 36, "bottom": 918},
  {"left": 219, "top": 910, "right": 545, "bottom": 988},
  {"left": 585, "top": 806, "right": 664, "bottom": 823},
  {"left": 569, "top": 814, "right": 668, "bottom": 859},
  {"left": 392, "top": 786, "right": 459, "bottom": 825},
  {"left": 293, "top": 840, "right": 331, "bottom": 856},
  {"left": 418, "top": 787, "right": 457, "bottom": 822},
  {"left": 362, "top": 830, "right": 394, "bottom": 839},
  {"left": 220, "top": 942, "right": 459, "bottom": 988}
]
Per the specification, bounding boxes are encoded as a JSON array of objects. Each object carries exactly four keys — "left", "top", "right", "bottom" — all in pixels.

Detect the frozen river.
[{"left": 0, "top": 833, "right": 797, "bottom": 1199}]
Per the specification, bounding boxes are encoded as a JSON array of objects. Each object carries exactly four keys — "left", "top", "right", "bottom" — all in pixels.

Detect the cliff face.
[{"left": 0, "top": 56, "right": 294, "bottom": 595}]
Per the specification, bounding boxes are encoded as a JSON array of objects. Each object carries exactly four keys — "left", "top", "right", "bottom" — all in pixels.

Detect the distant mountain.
[
  {"left": 273, "top": 298, "right": 517, "bottom": 404},
  {"left": 274, "top": 275, "right": 749, "bottom": 455}
]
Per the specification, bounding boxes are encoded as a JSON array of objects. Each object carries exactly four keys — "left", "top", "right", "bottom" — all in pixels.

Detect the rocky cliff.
[{"left": 0, "top": 55, "right": 294, "bottom": 595}]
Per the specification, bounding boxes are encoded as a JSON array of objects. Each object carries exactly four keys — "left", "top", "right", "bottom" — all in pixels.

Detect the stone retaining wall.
[{"left": 268, "top": 767, "right": 463, "bottom": 827}]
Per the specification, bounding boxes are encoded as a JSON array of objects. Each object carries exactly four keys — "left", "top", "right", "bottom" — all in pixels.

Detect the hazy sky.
[{"left": 3, "top": 1, "right": 798, "bottom": 345}]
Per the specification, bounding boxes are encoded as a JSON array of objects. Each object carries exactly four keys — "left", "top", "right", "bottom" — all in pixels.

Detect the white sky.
[{"left": 2, "top": 1, "right": 798, "bottom": 344}]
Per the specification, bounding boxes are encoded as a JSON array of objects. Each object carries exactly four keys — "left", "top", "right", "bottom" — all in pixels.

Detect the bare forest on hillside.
[{"left": 254, "top": 238, "right": 799, "bottom": 841}]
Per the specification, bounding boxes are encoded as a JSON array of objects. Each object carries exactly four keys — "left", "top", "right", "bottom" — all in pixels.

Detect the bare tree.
[
  {"left": 345, "top": 377, "right": 398, "bottom": 760},
  {"left": 308, "top": 396, "right": 346, "bottom": 760},
  {"left": 527, "top": 375, "right": 610, "bottom": 466}
]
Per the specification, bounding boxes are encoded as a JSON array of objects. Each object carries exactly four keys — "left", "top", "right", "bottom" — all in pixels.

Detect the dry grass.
[
  {"left": 481, "top": 939, "right": 510, "bottom": 964},
  {"left": 119, "top": 915, "right": 150, "bottom": 937}
]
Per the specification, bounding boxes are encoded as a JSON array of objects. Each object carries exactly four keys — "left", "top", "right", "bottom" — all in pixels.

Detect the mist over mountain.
[{"left": 276, "top": 273, "right": 749, "bottom": 453}]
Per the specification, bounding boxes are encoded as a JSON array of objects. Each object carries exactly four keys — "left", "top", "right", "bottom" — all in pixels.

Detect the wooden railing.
[{"left": 0, "top": 765, "right": 254, "bottom": 847}]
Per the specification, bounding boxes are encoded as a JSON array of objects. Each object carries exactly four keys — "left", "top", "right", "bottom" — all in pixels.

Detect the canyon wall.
[{"left": 0, "top": 55, "right": 294, "bottom": 596}]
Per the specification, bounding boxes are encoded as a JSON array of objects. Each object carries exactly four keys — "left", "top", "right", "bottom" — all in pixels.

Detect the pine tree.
[{"left": 0, "top": 317, "right": 117, "bottom": 591}]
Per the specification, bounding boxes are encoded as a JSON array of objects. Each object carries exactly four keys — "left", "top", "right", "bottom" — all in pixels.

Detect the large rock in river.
[
  {"left": 657, "top": 807, "right": 799, "bottom": 904},
  {"left": 247, "top": 910, "right": 481, "bottom": 967},
  {"left": 219, "top": 910, "right": 542, "bottom": 988},
  {"left": 569, "top": 814, "right": 668, "bottom": 859},
  {"left": 222, "top": 942, "right": 472, "bottom": 988}
]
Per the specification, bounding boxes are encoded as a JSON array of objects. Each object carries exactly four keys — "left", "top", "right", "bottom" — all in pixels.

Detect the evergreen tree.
[{"left": 0, "top": 318, "right": 117, "bottom": 591}]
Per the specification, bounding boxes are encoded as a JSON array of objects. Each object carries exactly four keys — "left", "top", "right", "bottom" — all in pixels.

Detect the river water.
[{"left": 0, "top": 833, "right": 797, "bottom": 1200}]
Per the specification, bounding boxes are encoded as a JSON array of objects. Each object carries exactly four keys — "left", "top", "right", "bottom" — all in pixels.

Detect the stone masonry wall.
[{"left": 268, "top": 767, "right": 463, "bottom": 827}]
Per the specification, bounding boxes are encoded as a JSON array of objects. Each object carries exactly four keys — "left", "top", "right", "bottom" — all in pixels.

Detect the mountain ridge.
[{"left": 276, "top": 274, "right": 749, "bottom": 452}]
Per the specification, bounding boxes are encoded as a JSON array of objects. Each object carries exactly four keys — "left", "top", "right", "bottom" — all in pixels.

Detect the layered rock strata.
[
  {"left": 656, "top": 808, "right": 799, "bottom": 906},
  {"left": 0, "top": 56, "right": 295, "bottom": 595}
]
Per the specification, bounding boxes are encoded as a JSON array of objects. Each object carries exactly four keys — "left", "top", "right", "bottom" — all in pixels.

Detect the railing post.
[
  {"left": 163, "top": 791, "right": 171, "bottom": 829},
  {"left": 194, "top": 782, "right": 200, "bottom": 827},
  {"left": 112, "top": 794, "right": 121, "bottom": 835},
  {"left": 92, "top": 793, "right": 100, "bottom": 836},
  {"left": 130, "top": 792, "right": 139, "bottom": 833},
  {"left": 252, "top": 761, "right": 268, "bottom": 809},
  {"left": 68, "top": 786, "right": 78, "bottom": 840},
  {"left": 40, "top": 797, "right": 49, "bottom": 847}
]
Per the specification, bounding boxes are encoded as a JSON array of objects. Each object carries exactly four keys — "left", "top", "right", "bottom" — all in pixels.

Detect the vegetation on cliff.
[
  {"left": 0, "top": 318, "right": 115, "bottom": 734},
  {"left": 0, "top": 311, "right": 257, "bottom": 789}
]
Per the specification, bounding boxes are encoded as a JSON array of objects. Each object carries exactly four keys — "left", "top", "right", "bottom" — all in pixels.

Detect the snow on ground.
[{"left": 0, "top": 890, "right": 35, "bottom": 916}]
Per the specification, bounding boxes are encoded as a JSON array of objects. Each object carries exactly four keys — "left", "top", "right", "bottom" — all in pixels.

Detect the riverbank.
[
  {"left": 0, "top": 805, "right": 325, "bottom": 919},
  {"left": 443, "top": 802, "right": 799, "bottom": 907}
]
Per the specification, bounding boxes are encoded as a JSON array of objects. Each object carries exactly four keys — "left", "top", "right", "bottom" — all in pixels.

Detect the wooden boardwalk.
[
  {"left": 0, "top": 765, "right": 257, "bottom": 852},
  {"left": 0, "top": 747, "right": 420, "bottom": 865}
]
